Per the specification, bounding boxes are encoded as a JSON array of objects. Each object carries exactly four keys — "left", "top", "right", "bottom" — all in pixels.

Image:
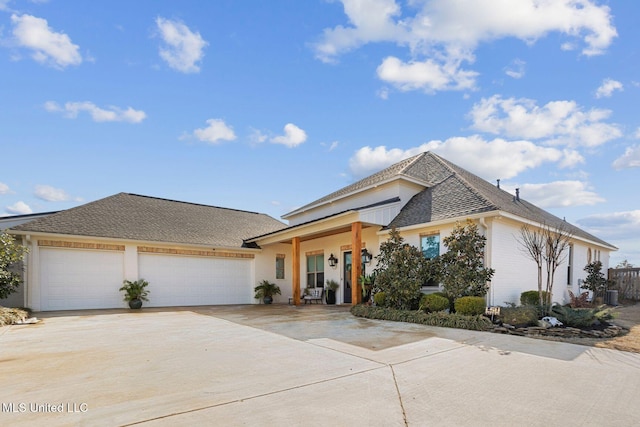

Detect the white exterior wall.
[
  {"left": 489, "top": 218, "right": 541, "bottom": 306},
  {"left": 287, "top": 181, "right": 424, "bottom": 226},
  {"left": 254, "top": 243, "right": 292, "bottom": 304},
  {"left": 488, "top": 218, "right": 614, "bottom": 306}
]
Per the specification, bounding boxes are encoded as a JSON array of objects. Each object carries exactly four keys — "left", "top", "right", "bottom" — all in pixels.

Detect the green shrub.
[
  {"left": 454, "top": 296, "right": 486, "bottom": 315},
  {"left": 499, "top": 306, "right": 539, "bottom": 326},
  {"left": 420, "top": 293, "right": 449, "bottom": 313},
  {"left": 350, "top": 305, "right": 493, "bottom": 331},
  {"left": 520, "top": 290, "right": 550, "bottom": 306},
  {"left": 373, "top": 291, "right": 387, "bottom": 307},
  {"left": 550, "top": 304, "right": 615, "bottom": 328}
]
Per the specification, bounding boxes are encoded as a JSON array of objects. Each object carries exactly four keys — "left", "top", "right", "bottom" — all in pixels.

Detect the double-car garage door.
[{"left": 39, "top": 248, "right": 253, "bottom": 311}]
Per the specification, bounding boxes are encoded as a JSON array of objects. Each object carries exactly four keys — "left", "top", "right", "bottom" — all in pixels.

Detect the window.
[
  {"left": 421, "top": 234, "right": 440, "bottom": 260},
  {"left": 275, "top": 254, "right": 285, "bottom": 280},
  {"left": 421, "top": 234, "right": 440, "bottom": 287},
  {"left": 306, "top": 254, "right": 324, "bottom": 288},
  {"left": 567, "top": 244, "right": 573, "bottom": 286},
  {"left": 587, "top": 248, "right": 592, "bottom": 264}
]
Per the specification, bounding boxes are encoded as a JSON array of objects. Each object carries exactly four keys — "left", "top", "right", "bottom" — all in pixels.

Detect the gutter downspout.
[
  {"left": 24, "top": 234, "right": 31, "bottom": 309},
  {"left": 479, "top": 218, "right": 493, "bottom": 307}
]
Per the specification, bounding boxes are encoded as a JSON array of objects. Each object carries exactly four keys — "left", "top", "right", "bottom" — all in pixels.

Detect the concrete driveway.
[{"left": 1, "top": 305, "right": 639, "bottom": 426}]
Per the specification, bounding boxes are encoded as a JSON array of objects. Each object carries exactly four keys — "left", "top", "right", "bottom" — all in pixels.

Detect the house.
[
  {"left": 0, "top": 211, "right": 58, "bottom": 308},
  {"left": 8, "top": 194, "right": 286, "bottom": 311},
  {"left": 8, "top": 152, "right": 616, "bottom": 311}
]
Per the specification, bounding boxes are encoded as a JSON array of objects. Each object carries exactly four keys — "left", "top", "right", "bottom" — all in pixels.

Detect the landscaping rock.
[{"left": 491, "top": 324, "right": 627, "bottom": 340}]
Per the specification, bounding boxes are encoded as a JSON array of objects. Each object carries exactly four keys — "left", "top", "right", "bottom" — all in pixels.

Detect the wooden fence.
[{"left": 608, "top": 268, "right": 640, "bottom": 301}]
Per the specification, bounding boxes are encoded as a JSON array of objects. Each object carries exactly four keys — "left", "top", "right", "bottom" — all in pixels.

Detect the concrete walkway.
[{"left": 1, "top": 305, "right": 639, "bottom": 426}]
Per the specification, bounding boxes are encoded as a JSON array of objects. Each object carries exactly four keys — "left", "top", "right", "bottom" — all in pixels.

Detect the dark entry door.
[{"left": 343, "top": 252, "right": 352, "bottom": 304}]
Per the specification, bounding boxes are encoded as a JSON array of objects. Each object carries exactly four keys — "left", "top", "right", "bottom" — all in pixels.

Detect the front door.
[{"left": 343, "top": 252, "right": 352, "bottom": 304}]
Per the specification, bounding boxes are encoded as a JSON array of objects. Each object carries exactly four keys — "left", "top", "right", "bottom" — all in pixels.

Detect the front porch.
[{"left": 249, "top": 211, "right": 382, "bottom": 306}]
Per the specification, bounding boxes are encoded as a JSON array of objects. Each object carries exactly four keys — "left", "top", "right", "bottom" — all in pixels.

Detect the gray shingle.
[
  {"left": 388, "top": 153, "right": 614, "bottom": 248},
  {"left": 12, "top": 193, "right": 286, "bottom": 248}
]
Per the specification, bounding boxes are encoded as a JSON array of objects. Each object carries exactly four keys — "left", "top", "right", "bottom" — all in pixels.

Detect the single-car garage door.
[
  {"left": 39, "top": 248, "right": 125, "bottom": 311},
  {"left": 138, "top": 254, "right": 253, "bottom": 306}
]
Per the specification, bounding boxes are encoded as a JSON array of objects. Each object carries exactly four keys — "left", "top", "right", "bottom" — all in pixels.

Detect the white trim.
[{"left": 8, "top": 230, "right": 262, "bottom": 255}]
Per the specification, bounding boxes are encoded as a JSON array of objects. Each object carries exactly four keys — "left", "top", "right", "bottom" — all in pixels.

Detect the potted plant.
[
  {"left": 360, "top": 274, "right": 374, "bottom": 304},
  {"left": 325, "top": 279, "right": 339, "bottom": 304},
  {"left": 119, "top": 279, "right": 150, "bottom": 309},
  {"left": 254, "top": 280, "right": 281, "bottom": 304}
]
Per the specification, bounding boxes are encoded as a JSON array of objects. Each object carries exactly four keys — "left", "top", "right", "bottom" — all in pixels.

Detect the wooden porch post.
[
  {"left": 292, "top": 237, "right": 301, "bottom": 305},
  {"left": 351, "top": 222, "right": 362, "bottom": 305}
]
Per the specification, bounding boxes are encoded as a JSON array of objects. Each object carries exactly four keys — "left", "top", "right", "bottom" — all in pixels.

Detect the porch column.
[
  {"left": 351, "top": 222, "right": 362, "bottom": 305},
  {"left": 292, "top": 237, "right": 301, "bottom": 305}
]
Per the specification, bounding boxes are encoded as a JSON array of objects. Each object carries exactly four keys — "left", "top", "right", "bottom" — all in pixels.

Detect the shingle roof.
[
  {"left": 387, "top": 153, "right": 614, "bottom": 248},
  {"left": 11, "top": 193, "right": 286, "bottom": 248}
]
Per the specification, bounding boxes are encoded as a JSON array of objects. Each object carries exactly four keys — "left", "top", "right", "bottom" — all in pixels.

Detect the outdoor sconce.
[
  {"left": 361, "top": 248, "right": 373, "bottom": 264},
  {"left": 328, "top": 253, "right": 338, "bottom": 268}
]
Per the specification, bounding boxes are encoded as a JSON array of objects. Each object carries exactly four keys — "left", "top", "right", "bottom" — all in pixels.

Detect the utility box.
[{"left": 606, "top": 290, "right": 619, "bottom": 306}]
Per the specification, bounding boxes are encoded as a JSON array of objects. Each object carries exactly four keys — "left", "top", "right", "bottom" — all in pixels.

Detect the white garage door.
[
  {"left": 40, "top": 248, "right": 125, "bottom": 311},
  {"left": 138, "top": 254, "right": 253, "bottom": 306}
]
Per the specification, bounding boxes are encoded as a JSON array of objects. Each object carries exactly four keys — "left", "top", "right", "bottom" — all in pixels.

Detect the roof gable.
[
  {"left": 11, "top": 193, "right": 286, "bottom": 248},
  {"left": 388, "top": 153, "right": 614, "bottom": 248},
  {"left": 283, "top": 153, "right": 428, "bottom": 218}
]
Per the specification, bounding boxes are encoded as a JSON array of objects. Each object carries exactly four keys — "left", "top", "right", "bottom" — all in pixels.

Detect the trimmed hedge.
[
  {"left": 499, "top": 305, "right": 539, "bottom": 327},
  {"left": 420, "top": 293, "right": 450, "bottom": 313},
  {"left": 350, "top": 305, "right": 493, "bottom": 331},
  {"left": 520, "top": 290, "right": 550, "bottom": 306},
  {"left": 454, "top": 296, "right": 486, "bottom": 316},
  {"left": 373, "top": 291, "right": 387, "bottom": 307}
]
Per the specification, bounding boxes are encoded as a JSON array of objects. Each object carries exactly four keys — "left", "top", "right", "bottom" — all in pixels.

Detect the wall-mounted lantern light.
[
  {"left": 361, "top": 248, "right": 372, "bottom": 265},
  {"left": 328, "top": 253, "right": 338, "bottom": 268}
]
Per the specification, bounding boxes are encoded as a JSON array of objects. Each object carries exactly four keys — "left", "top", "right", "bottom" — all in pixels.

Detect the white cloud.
[
  {"left": 313, "top": 0, "right": 404, "bottom": 63},
  {"left": 10, "top": 14, "right": 82, "bottom": 68},
  {"left": 34, "top": 185, "right": 80, "bottom": 202},
  {"left": 44, "top": 101, "right": 146, "bottom": 123},
  {"left": 595, "top": 78, "right": 623, "bottom": 98},
  {"left": 328, "top": 141, "right": 339, "bottom": 151},
  {"left": 192, "top": 119, "right": 236, "bottom": 144},
  {"left": 577, "top": 210, "right": 640, "bottom": 241},
  {"left": 376, "top": 56, "right": 478, "bottom": 93},
  {"left": 0, "top": 182, "right": 9, "bottom": 194},
  {"left": 155, "top": 17, "right": 207, "bottom": 73},
  {"left": 6, "top": 201, "right": 32, "bottom": 215},
  {"left": 612, "top": 145, "right": 640, "bottom": 170},
  {"left": 513, "top": 181, "right": 604, "bottom": 208},
  {"left": 377, "top": 87, "right": 390, "bottom": 100},
  {"left": 271, "top": 123, "right": 307, "bottom": 148},
  {"left": 314, "top": 0, "right": 616, "bottom": 93},
  {"left": 349, "top": 136, "right": 566, "bottom": 180},
  {"left": 504, "top": 59, "right": 526, "bottom": 79},
  {"left": 249, "top": 128, "right": 268, "bottom": 145},
  {"left": 468, "top": 95, "right": 622, "bottom": 147}
]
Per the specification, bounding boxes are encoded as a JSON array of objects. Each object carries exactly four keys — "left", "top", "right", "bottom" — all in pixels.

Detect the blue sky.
[{"left": 1, "top": 0, "right": 638, "bottom": 265}]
